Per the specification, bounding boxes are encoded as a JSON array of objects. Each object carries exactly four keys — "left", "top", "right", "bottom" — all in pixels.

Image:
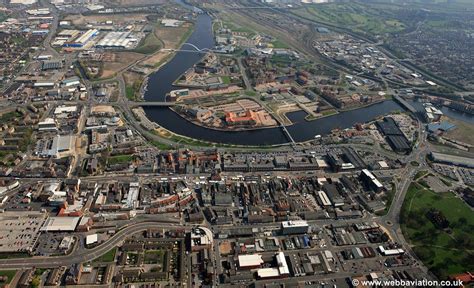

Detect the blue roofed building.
[{"left": 427, "top": 121, "right": 456, "bottom": 133}]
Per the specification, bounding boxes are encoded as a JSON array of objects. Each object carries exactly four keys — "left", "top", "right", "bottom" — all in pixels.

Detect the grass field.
[
  {"left": 134, "top": 31, "right": 161, "bottom": 54},
  {"left": 126, "top": 85, "right": 135, "bottom": 100},
  {"left": 245, "top": 90, "right": 257, "bottom": 97},
  {"left": 293, "top": 3, "right": 406, "bottom": 36},
  {"left": 0, "top": 270, "right": 17, "bottom": 284},
  {"left": 125, "top": 79, "right": 143, "bottom": 101},
  {"left": 93, "top": 248, "right": 116, "bottom": 263},
  {"left": 151, "top": 141, "right": 174, "bottom": 150},
  {"left": 322, "top": 110, "right": 337, "bottom": 116},
  {"left": 0, "top": 111, "right": 21, "bottom": 122},
  {"left": 444, "top": 116, "right": 474, "bottom": 146},
  {"left": 108, "top": 155, "right": 133, "bottom": 165},
  {"left": 271, "top": 39, "right": 289, "bottom": 49},
  {"left": 221, "top": 76, "right": 231, "bottom": 84},
  {"left": 222, "top": 20, "right": 256, "bottom": 36},
  {"left": 400, "top": 182, "right": 474, "bottom": 279},
  {"left": 144, "top": 250, "right": 165, "bottom": 266}
]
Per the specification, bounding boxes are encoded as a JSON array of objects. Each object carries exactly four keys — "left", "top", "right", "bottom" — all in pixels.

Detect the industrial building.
[
  {"left": 38, "top": 118, "right": 58, "bottom": 132},
  {"left": 63, "top": 29, "right": 98, "bottom": 48},
  {"left": 430, "top": 152, "right": 474, "bottom": 168},
  {"left": 256, "top": 251, "right": 290, "bottom": 279},
  {"left": 427, "top": 121, "right": 456, "bottom": 134},
  {"left": 281, "top": 220, "right": 309, "bottom": 235},
  {"left": 11, "top": 0, "right": 38, "bottom": 5},
  {"left": 41, "top": 60, "right": 63, "bottom": 70},
  {"left": 41, "top": 216, "right": 81, "bottom": 232},
  {"left": 257, "top": 268, "right": 280, "bottom": 279},
  {"left": 238, "top": 254, "right": 264, "bottom": 269},
  {"left": 423, "top": 103, "right": 443, "bottom": 123},
  {"left": 48, "top": 135, "right": 76, "bottom": 158},
  {"left": 95, "top": 32, "right": 140, "bottom": 49},
  {"left": 322, "top": 183, "right": 345, "bottom": 207},
  {"left": 85, "top": 234, "right": 98, "bottom": 246},
  {"left": 318, "top": 191, "right": 332, "bottom": 206},
  {"left": 360, "top": 169, "right": 384, "bottom": 192},
  {"left": 61, "top": 76, "right": 81, "bottom": 87},
  {"left": 378, "top": 245, "right": 405, "bottom": 256},
  {"left": 124, "top": 182, "right": 140, "bottom": 209},
  {"left": 54, "top": 105, "right": 78, "bottom": 115},
  {"left": 377, "top": 117, "right": 411, "bottom": 153}
]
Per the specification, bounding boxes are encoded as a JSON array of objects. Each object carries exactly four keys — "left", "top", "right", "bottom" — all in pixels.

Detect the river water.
[
  {"left": 407, "top": 100, "right": 474, "bottom": 125},
  {"left": 142, "top": 11, "right": 408, "bottom": 145}
]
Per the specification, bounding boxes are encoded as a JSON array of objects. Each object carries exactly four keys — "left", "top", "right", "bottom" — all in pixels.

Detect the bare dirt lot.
[
  {"left": 444, "top": 116, "right": 474, "bottom": 146},
  {"left": 155, "top": 23, "right": 192, "bottom": 49},
  {"left": 108, "top": 0, "right": 166, "bottom": 6},
  {"left": 141, "top": 24, "right": 193, "bottom": 67},
  {"left": 123, "top": 71, "right": 142, "bottom": 87},
  {"left": 64, "top": 13, "right": 149, "bottom": 26},
  {"left": 101, "top": 52, "right": 144, "bottom": 78},
  {"left": 141, "top": 52, "right": 171, "bottom": 68}
]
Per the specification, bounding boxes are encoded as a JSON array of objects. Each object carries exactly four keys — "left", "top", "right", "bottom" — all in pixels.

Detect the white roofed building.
[
  {"left": 48, "top": 135, "right": 75, "bottom": 158},
  {"left": 41, "top": 216, "right": 81, "bottom": 232},
  {"left": 86, "top": 234, "right": 98, "bottom": 246},
  {"left": 360, "top": 169, "right": 384, "bottom": 192},
  {"left": 238, "top": 254, "right": 264, "bottom": 269},
  {"left": 281, "top": 220, "right": 309, "bottom": 235}
]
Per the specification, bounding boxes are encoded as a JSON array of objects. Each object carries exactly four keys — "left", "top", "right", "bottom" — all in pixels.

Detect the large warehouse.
[
  {"left": 377, "top": 117, "right": 411, "bottom": 153},
  {"left": 238, "top": 254, "right": 264, "bottom": 269},
  {"left": 430, "top": 152, "right": 474, "bottom": 168},
  {"left": 95, "top": 32, "right": 140, "bottom": 49},
  {"left": 48, "top": 135, "right": 76, "bottom": 159},
  {"left": 41, "top": 217, "right": 81, "bottom": 232},
  {"left": 63, "top": 29, "right": 98, "bottom": 48}
]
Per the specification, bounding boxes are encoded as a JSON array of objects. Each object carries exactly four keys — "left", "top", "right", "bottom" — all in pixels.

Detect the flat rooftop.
[{"left": 41, "top": 216, "right": 81, "bottom": 232}]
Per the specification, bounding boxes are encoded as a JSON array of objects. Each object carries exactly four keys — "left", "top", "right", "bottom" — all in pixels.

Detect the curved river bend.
[{"left": 143, "top": 13, "right": 405, "bottom": 146}]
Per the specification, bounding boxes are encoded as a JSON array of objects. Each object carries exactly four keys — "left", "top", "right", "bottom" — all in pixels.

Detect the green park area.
[
  {"left": 0, "top": 112, "right": 33, "bottom": 165},
  {"left": 400, "top": 182, "right": 474, "bottom": 279},
  {"left": 221, "top": 76, "right": 231, "bottom": 84},
  {"left": 293, "top": 3, "right": 406, "bottom": 36},
  {"left": 126, "top": 80, "right": 143, "bottom": 101},
  {"left": 0, "top": 270, "right": 16, "bottom": 285},
  {"left": 270, "top": 39, "right": 289, "bottom": 49},
  {"left": 0, "top": 111, "right": 21, "bottom": 122},
  {"left": 133, "top": 27, "right": 161, "bottom": 55},
  {"left": 144, "top": 250, "right": 166, "bottom": 266},
  {"left": 108, "top": 154, "right": 134, "bottom": 165},
  {"left": 221, "top": 21, "right": 256, "bottom": 36},
  {"left": 92, "top": 248, "right": 117, "bottom": 263}
]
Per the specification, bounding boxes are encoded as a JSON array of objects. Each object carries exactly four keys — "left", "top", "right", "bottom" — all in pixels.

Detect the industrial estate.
[{"left": 0, "top": 0, "right": 473, "bottom": 287}]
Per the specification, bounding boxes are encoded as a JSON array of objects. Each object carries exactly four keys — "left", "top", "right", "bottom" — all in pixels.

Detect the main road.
[{"left": 0, "top": 221, "right": 184, "bottom": 269}]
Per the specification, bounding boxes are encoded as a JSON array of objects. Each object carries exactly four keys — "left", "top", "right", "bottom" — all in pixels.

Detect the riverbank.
[
  {"left": 153, "top": 125, "right": 292, "bottom": 149},
  {"left": 140, "top": 9, "right": 407, "bottom": 145},
  {"left": 170, "top": 107, "right": 280, "bottom": 132}
]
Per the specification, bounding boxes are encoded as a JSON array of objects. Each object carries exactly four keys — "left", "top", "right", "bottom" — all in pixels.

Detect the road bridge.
[{"left": 129, "top": 101, "right": 176, "bottom": 107}]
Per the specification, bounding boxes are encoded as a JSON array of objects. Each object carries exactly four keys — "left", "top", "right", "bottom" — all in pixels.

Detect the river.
[
  {"left": 142, "top": 8, "right": 407, "bottom": 145},
  {"left": 407, "top": 100, "right": 474, "bottom": 125}
]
